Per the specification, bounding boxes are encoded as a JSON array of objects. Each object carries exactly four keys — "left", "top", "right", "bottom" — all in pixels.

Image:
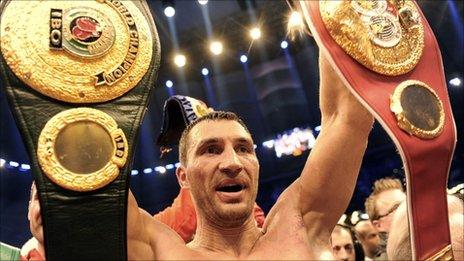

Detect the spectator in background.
[
  {"left": 331, "top": 224, "right": 364, "bottom": 261},
  {"left": 387, "top": 195, "right": 463, "bottom": 260},
  {"left": 353, "top": 220, "right": 380, "bottom": 261},
  {"left": 364, "top": 178, "right": 405, "bottom": 259}
]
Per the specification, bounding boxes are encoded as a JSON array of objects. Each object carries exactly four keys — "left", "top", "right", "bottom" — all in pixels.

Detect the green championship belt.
[
  {"left": 296, "top": 0, "right": 456, "bottom": 260},
  {"left": 0, "top": 0, "right": 160, "bottom": 259}
]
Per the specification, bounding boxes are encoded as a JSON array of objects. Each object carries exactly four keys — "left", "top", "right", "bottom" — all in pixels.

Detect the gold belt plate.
[
  {"left": 320, "top": 0, "right": 424, "bottom": 76},
  {"left": 1, "top": 0, "right": 153, "bottom": 103},
  {"left": 390, "top": 80, "right": 445, "bottom": 139},
  {"left": 37, "top": 108, "right": 128, "bottom": 191}
]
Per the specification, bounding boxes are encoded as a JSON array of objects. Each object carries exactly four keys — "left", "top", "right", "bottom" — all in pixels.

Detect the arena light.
[
  {"left": 9, "top": 161, "right": 19, "bottom": 167},
  {"left": 314, "top": 125, "right": 321, "bottom": 132},
  {"left": 164, "top": 6, "right": 175, "bottom": 17},
  {"left": 249, "top": 27, "right": 261, "bottom": 40},
  {"left": 131, "top": 170, "right": 139, "bottom": 176},
  {"left": 449, "top": 77, "right": 461, "bottom": 87},
  {"left": 175, "top": 162, "right": 181, "bottom": 168},
  {"left": 143, "top": 168, "right": 153, "bottom": 174},
  {"left": 165, "top": 164, "right": 175, "bottom": 170},
  {"left": 174, "top": 54, "right": 186, "bottom": 67},
  {"left": 288, "top": 11, "right": 303, "bottom": 28},
  {"left": 165, "top": 80, "right": 173, "bottom": 88},
  {"left": 155, "top": 166, "right": 167, "bottom": 174},
  {"left": 198, "top": 0, "right": 208, "bottom": 5},
  {"left": 240, "top": 54, "right": 248, "bottom": 63},
  {"left": 262, "top": 140, "right": 275, "bottom": 149},
  {"left": 0, "top": 158, "right": 5, "bottom": 167},
  {"left": 20, "top": 164, "right": 30, "bottom": 170},
  {"left": 209, "top": 41, "right": 223, "bottom": 55},
  {"left": 201, "top": 68, "right": 209, "bottom": 76},
  {"left": 280, "top": 40, "right": 288, "bottom": 49}
]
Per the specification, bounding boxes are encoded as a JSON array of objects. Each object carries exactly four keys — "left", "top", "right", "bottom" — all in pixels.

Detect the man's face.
[
  {"left": 179, "top": 120, "right": 259, "bottom": 227},
  {"left": 354, "top": 220, "right": 380, "bottom": 258},
  {"left": 331, "top": 229, "right": 356, "bottom": 261},
  {"left": 373, "top": 189, "right": 405, "bottom": 233}
]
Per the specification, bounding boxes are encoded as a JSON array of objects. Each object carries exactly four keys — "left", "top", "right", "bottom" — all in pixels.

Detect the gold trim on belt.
[
  {"left": 320, "top": 0, "right": 424, "bottom": 76},
  {"left": 1, "top": 0, "right": 153, "bottom": 103},
  {"left": 390, "top": 80, "right": 445, "bottom": 139},
  {"left": 37, "top": 108, "right": 128, "bottom": 191}
]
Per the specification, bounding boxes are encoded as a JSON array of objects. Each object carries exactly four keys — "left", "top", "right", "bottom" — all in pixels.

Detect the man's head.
[
  {"left": 364, "top": 178, "right": 405, "bottom": 232},
  {"left": 354, "top": 220, "right": 380, "bottom": 258},
  {"left": 387, "top": 195, "right": 463, "bottom": 260},
  {"left": 28, "top": 183, "right": 43, "bottom": 244},
  {"left": 176, "top": 111, "right": 259, "bottom": 227},
  {"left": 330, "top": 225, "right": 356, "bottom": 261}
]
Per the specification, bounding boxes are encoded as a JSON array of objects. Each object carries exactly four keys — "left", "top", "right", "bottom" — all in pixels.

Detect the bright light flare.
[
  {"left": 209, "top": 41, "right": 223, "bottom": 55},
  {"left": 164, "top": 6, "right": 175, "bottom": 17},
  {"left": 198, "top": 0, "right": 208, "bottom": 5},
  {"left": 280, "top": 40, "right": 288, "bottom": 49},
  {"left": 288, "top": 11, "right": 303, "bottom": 28},
  {"left": 174, "top": 54, "right": 186, "bottom": 67},
  {"left": 250, "top": 27, "right": 262, "bottom": 40},
  {"left": 449, "top": 77, "right": 461, "bottom": 87},
  {"left": 240, "top": 54, "right": 248, "bottom": 63}
]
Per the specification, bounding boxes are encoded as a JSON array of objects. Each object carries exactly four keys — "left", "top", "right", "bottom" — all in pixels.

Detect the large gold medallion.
[
  {"left": 390, "top": 80, "right": 445, "bottom": 139},
  {"left": 320, "top": 0, "right": 424, "bottom": 76},
  {"left": 37, "top": 108, "right": 128, "bottom": 191},
  {"left": 1, "top": 0, "right": 153, "bottom": 103}
]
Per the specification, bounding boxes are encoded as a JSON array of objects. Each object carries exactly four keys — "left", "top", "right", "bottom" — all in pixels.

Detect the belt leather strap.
[
  {"left": 0, "top": 0, "right": 160, "bottom": 259},
  {"left": 298, "top": 1, "right": 456, "bottom": 260}
]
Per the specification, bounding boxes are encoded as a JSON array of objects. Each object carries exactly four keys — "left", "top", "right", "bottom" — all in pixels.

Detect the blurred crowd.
[{"left": 329, "top": 178, "right": 463, "bottom": 261}]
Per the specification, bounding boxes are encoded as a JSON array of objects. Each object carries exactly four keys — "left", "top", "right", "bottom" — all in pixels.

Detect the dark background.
[{"left": 1, "top": 0, "right": 462, "bottom": 247}]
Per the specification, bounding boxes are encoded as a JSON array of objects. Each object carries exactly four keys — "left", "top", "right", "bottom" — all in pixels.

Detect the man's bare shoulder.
[{"left": 128, "top": 207, "right": 193, "bottom": 259}]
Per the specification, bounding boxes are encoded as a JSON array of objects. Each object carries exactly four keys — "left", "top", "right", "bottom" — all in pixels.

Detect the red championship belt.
[{"left": 297, "top": 1, "right": 456, "bottom": 260}]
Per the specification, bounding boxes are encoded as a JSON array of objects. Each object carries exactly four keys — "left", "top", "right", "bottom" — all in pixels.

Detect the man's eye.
[
  {"left": 206, "top": 146, "right": 220, "bottom": 154},
  {"left": 237, "top": 145, "right": 251, "bottom": 153}
]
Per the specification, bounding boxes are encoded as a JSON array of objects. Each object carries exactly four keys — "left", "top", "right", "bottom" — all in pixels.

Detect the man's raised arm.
[{"left": 297, "top": 53, "right": 374, "bottom": 237}]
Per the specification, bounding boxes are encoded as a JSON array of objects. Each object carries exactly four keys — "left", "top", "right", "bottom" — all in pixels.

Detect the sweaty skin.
[{"left": 126, "top": 52, "right": 374, "bottom": 260}]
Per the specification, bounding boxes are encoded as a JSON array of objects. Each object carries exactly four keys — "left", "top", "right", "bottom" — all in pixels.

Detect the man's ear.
[{"left": 176, "top": 165, "right": 190, "bottom": 188}]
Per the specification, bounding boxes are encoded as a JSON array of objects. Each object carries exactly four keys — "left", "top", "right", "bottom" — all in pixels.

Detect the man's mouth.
[
  {"left": 216, "top": 184, "right": 244, "bottom": 193},
  {"left": 215, "top": 181, "right": 247, "bottom": 202}
]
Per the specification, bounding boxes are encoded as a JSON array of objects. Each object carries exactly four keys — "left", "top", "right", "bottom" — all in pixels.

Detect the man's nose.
[
  {"left": 219, "top": 147, "right": 243, "bottom": 176},
  {"left": 338, "top": 249, "right": 349, "bottom": 261}
]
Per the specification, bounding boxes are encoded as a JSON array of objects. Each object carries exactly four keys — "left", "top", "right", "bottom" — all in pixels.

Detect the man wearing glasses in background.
[{"left": 364, "top": 178, "right": 406, "bottom": 260}]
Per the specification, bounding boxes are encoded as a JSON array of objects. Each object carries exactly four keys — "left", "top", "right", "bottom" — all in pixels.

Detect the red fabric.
[
  {"left": 300, "top": 1, "right": 455, "bottom": 259},
  {"left": 20, "top": 249, "right": 44, "bottom": 261},
  {"left": 154, "top": 188, "right": 197, "bottom": 242},
  {"left": 154, "top": 188, "right": 266, "bottom": 242}
]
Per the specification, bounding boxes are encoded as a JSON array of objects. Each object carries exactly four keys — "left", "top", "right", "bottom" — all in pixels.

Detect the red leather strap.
[{"left": 298, "top": 1, "right": 456, "bottom": 259}]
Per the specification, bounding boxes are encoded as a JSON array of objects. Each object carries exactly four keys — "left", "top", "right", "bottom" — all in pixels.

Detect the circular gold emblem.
[
  {"left": 390, "top": 80, "right": 445, "bottom": 139},
  {"left": 0, "top": 0, "right": 155, "bottom": 103},
  {"left": 320, "top": 0, "right": 424, "bottom": 76},
  {"left": 37, "top": 108, "right": 128, "bottom": 191},
  {"left": 351, "top": 0, "right": 387, "bottom": 16},
  {"left": 61, "top": 7, "right": 115, "bottom": 58}
]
